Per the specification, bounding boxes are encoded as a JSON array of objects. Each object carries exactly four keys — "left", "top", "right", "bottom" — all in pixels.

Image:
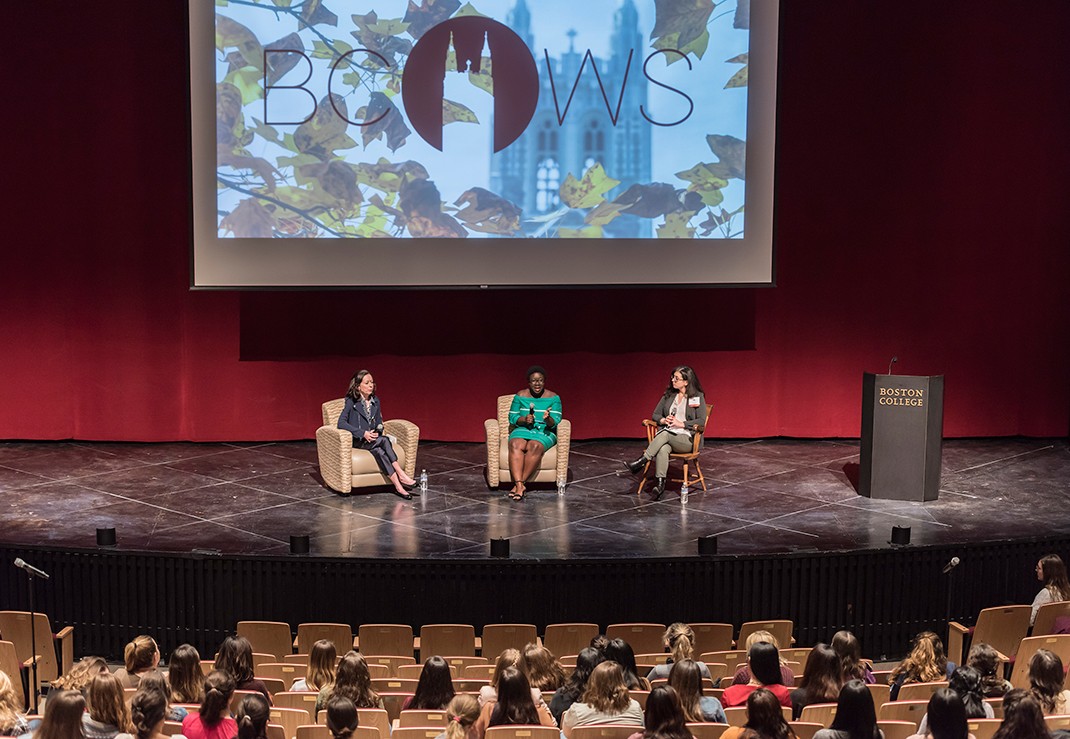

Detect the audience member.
[
  {"left": 916, "top": 667, "right": 991, "bottom": 734},
  {"left": 325, "top": 696, "right": 359, "bottom": 739},
  {"left": 181, "top": 671, "right": 237, "bottom": 739},
  {"left": 626, "top": 686, "right": 692, "bottom": 739},
  {"left": 790, "top": 644, "right": 842, "bottom": 719},
  {"left": 1031, "top": 554, "right": 1070, "bottom": 626},
  {"left": 722, "top": 643, "right": 792, "bottom": 708},
  {"left": 122, "top": 689, "right": 172, "bottom": 739},
  {"left": 169, "top": 645, "right": 206, "bottom": 705},
  {"left": 721, "top": 688, "right": 796, "bottom": 739},
  {"left": 115, "top": 636, "right": 162, "bottom": 689},
  {"left": 991, "top": 689, "right": 1051, "bottom": 739},
  {"left": 29, "top": 690, "right": 86, "bottom": 739},
  {"left": 831, "top": 631, "right": 875, "bottom": 685},
  {"left": 317, "top": 652, "right": 383, "bottom": 716},
  {"left": 732, "top": 631, "right": 795, "bottom": 687},
  {"left": 647, "top": 623, "right": 712, "bottom": 681},
  {"left": 1028, "top": 648, "right": 1070, "bottom": 715},
  {"left": 291, "top": 640, "right": 336, "bottom": 692},
  {"left": 405, "top": 656, "right": 456, "bottom": 710},
  {"left": 437, "top": 695, "right": 479, "bottom": 739},
  {"left": 235, "top": 693, "right": 269, "bottom": 739},
  {"left": 214, "top": 636, "right": 271, "bottom": 705},
  {"left": 889, "top": 632, "right": 953, "bottom": 701},
  {"left": 906, "top": 688, "right": 970, "bottom": 739},
  {"left": 561, "top": 662, "right": 643, "bottom": 739},
  {"left": 549, "top": 647, "right": 605, "bottom": 725},
  {"left": 520, "top": 643, "right": 567, "bottom": 692},
  {"left": 475, "top": 667, "right": 556, "bottom": 739},
  {"left": 51, "top": 657, "right": 109, "bottom": 697},
  {"left": 667, "top": 659, "right": 725, "bottom": 723},
  {"left": 603, "top": 640, "right": 651, "bottom": 691},
  {"left": 83, "top": 672, "right": 134, "bottom": 739},
  {"left": 0, "top": 671, "right": 30, "bottom": 737},
  {"left": 137, "top": 672, "right": 188, "bottom": 722},
  {"left": 814, "top": 679, "right": 882, "bottom": 739}
]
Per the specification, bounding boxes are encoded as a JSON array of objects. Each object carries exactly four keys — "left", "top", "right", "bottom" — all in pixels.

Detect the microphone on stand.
[
  {"left": 14, "top": 558, "right": 49, "bottom": 580},
  {"left": 942, "top": 556, "right": 960, "bottom": 574},
  {"left": 887, "top": 356, "right": 899, "bottom": 375}
]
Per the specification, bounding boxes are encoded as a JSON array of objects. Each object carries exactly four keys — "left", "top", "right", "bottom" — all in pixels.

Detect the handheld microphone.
[
  {"left": 529, "top": 404, "right": 535, "bottom": 416},
  {"left": 887, "top": 356, "right": 899, "bottom": 375},
  {"left": 14, "top": 558, "right": 49, "bottom": 580},
  {"left": 375, "top": 423, "right": 384, "bottom": 435},
  {"left": 941, "top": 556, "right": 960, "bottom": 574}
]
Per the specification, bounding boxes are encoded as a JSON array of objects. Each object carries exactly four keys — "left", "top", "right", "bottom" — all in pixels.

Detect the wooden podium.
[{"left": 859, "top": 373, "right": 944, "bottom": 501}]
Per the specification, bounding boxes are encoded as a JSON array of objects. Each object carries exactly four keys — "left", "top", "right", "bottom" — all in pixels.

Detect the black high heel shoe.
[
  {"left": 625, "top": 456, "right": 647, "bottom": 474},
  {"left": 392, "top": 489, "right": 413, "bottom": 501}
]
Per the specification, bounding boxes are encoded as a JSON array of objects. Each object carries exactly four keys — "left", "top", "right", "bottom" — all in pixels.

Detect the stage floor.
[{"left": 0, "top": 437, "right": 1066, "bottom": 559}]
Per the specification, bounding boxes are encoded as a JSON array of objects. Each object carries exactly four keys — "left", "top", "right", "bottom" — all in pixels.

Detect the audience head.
[
  {"left": 1028, "top": 648, "right": 1065, "bottom": 714},
  {"left": 666, "top": 659, "right": 705, "bottom": 723},
  {"left": 411, "top": 656, "right": 455, "bottom": 710},
  {"left": 748, "top": 642, "right": 784, "bottom": 686},
  {"left": 236, "top": 692, "right": 271, "bottom": 739},
  {"left": 743, "top": 688, "right": 791, "bottom": 739},
  {"left": 925, "top": 688, "right": 969, "bottom": 739},
  {"left": 948, "top": 665, "right": 987, "bottom": 719},
  {"left": 124, "top": 635, "right": 160, "bottom": 675},
  {"left": 519, "top": 642, "right": 566, "bottom": 691},
  {"left": 1037, "top": 554, "right": 1070, "bottom": 594},
  {"left": 745, "top": 630, "right": 780, "bottom": 651},
  {"left": 0, "top": 670, "right": 22, "bottom": 728},
  {"left": 492, "top": 649, "right": 521, "bottom": 689},
  {"left": 798, "top": 643, "right": 842, "bottom": 702},
  {"left": 51, "top": 656, "right": 108, "bottom": 695},
  {"left": 642, "top": 686, "right": 690, "bottom": 739},
  {"left": 967, "top": 642, "right": 1009, "bottom": 698},
  {"left": 308, "top": 639, "right": 338, "bottom": 692},
  {"left": 488, "top": 666, "right": 539, "bottom": 727},
  {"left": 831, "top": 630, "right": 867, "bottom": 682},
  {"left": 87, "top": 670, "right": 134, "bottom": 733},
  {"left": 994, "top": 688, "right": 1051, "bottom": 739},
  {"left": 200, "top": 669, "right": 236, "bottom": 726},
  {"left": 34, "top": 690, "right": 86, "bottom": 739},
  {"left": 325, "top": 696, "right": 359, "bottom": 739},
  {"left": 333, "top": 651, "right": 378, "bottom": 708},
  {"left": 895, "top": 630, "right": 947, "bottom": 683},
  {"left": 827, "top": 679, "right": 879, "bottom": 739},
  {"left": 590, "top": 635, "right": 610, "bottom": 654},
  {"left": 129, "top": 688, "right": 168, "bottom": 739},
  {"left": 168, "top": 643, "right": 205, "bottom": 704},
  {"left": 214, "top": 634, "right": 255, "bottom": 685},
  {"left": 443, "top": 695, "right": 480, "bottom": 739},
  {"left": 663, "top": 623, "right": 696, "bottom": 664},
  {"left": 582, "top": 661, "right": 631, "bottom": 714},
  {"left": 603, "top": 639, "right": 644, "bottom": 689},
  {"left": 565, "top": 647, "right": 606, "bottom": 701}
]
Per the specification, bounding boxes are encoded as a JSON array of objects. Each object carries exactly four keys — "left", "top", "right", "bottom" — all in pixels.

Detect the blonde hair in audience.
[
  {"left": 444, "top": 694, "right": 480, "bottom": 739},
  {"left": 125, "top": 635, "right": 159, "bottom": 673},
  {"left": 0, "top": 671, "right": 23, "bottom": 733},
  {"left": 307, "top": 640, "right": 338, "bottom": 692},
  {"left": 890, "top": 631, "right": 946, "bottom": 684},
  {"left": 87, "top": 671, "right": 134, "bottom": 733},
  {"left": 581, "top": 661, "right": 631, "bottom": 714},
  {"left": 491, "top": 649, "right": 521, "bottom": 689},
  {"left": 168, "top": 644, "right": 205, "bottom": 704},
  {"left": 51, "top": 656, "right": 108, "bottom": 694},
  {"left": 664, "top": 623, "right": 696, "bottom": 665},
  {"left": 520, "top": 642, "right": 567, "bottom": 691},
  {"left": 745, "top": 630, "right": 787, "bottom": 667}
]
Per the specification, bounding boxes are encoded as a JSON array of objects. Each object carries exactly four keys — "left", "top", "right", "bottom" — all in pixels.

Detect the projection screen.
[{"left": 190, "top": 0, "right": 779, "bottom": 287}]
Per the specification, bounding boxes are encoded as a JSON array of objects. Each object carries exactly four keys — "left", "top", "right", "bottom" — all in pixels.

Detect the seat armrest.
[
  {"left": 316, "top": 425, "right": 353, "bottom": 493},
  {"left": 947, "top": 622, "right": 969, "bottom": 667},
  {"left": 485, "top": 419, "right": 501, "bottom": 487},
  {"left": 555, "top": 419, "right": 572, "bottom": 482},
  {"left": 55, "top": 626, "right": 74, "bottom": 675}
]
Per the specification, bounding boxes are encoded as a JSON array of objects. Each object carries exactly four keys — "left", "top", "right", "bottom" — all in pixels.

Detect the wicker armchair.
[
  {"left": 316, "top": 399, "right": 420, "bottom": 494},
  {"left": 484, "top": 394, "right": 571, "bottom": 488}
]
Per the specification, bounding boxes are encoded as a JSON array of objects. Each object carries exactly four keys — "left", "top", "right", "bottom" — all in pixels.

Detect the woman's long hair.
[
  {"left": 992, "top": 689, "right": 1052, "bottom": 739},
  {"left": 1028, "top": 648, "right": 1065, "bottom": 714},
  {"left": 562, "top": 648, "right": 605, "bottom": 703},
  {"left": 325, "top": 696, "right": 359, "bottom": 739},
  {"left": 51, "top": 656, "right": 109, "bottom": 695},
  {"left": 331, "top": 651, "right": 380, "bottom": 709},
  {"left": 664, "top": 624, "right": 696, "bottom": 665},
  {"left": 519, "top": 643, "right": 567, "bottom": 692},
  {"left": 409, "top": 656, "right": 455, "bottom": 710},
  {"left": 34, "top": 690, "right": 86, "bottom": 739},
  {"left": 488, "top": 667, "right": 540, "bottom": 727},
  {"left": 1040, "top": 554, "right": 1070, "bottom": 601},
  {"left": 236, "top": 693, "right": 271, "bottom": 739},
  {"left": 443, "top": 695, "right": 480, "bottom": 739},
  {"left": 0, "top": 671, "right": 24, "bottom": 734},
  {"left": 748, "top": 642, "right": 784, "bottom": 687},
  {"left": 666, "top": 660, "right": 706, "bottom": 723},
  {"left": 641, "top": 686, "right": 691, "bottom": 739},
  {"left": 125, "top": 636, "right": 159, "bottom": 674},
  {"left": 831, "top": 631, "right": 867, "bottom": 683},
  {"left": 169, "top": 644, "right": 205, "bottom": 704},
  {"left": 491, "top": 649, "right": 521, "bottom": 690},
  {"left": 797, "top": 644, "right": 842, "bottom": 705},
  {"left": 925, "top": 688, "right": 968, "bottom": 739},
  {"left": 603, "top": 640, "right": 646, "bottom": 690},
  {"left": 742, "top": 688, "right": 795, "bottom": 739},
  {"left": 87, "top": 671, "right": 134, "bottom": 732},
  {"left": 307, "top": 640, "right": 338, "bottom": 693},
  {"left": 200, "top": 670, "right": 237, "bottom": 726},
  {"left": 826, "top": 680, "right": 880, "bottom": 739},
  {"left": 346, "top": 371, "right": 374, "bottom": 401},
  {"left": 889, "top": 631, "right": 947, "bottom": 684},
  {"left": 214, "top": 635, "right": 255, "bottom": 686},
  {"left": 662, "top": 366, "right": 705, "bottom": 399},
  {"left": 581, "top": 662, "right": 631, "bottom": 715},
  {"left": 130, "top": 688, "right": 168, "bottom": 739},
  {"left": 948, "top": 666, "right": 987, "bottom": 719},
  {"left": 967, "top": 643, "right": 1009, "bottom": 698}
]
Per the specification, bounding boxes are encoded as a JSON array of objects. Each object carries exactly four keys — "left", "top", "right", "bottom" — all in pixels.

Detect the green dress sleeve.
[{"left": 508, "top": 394, "right": 524, "bottom": 426}]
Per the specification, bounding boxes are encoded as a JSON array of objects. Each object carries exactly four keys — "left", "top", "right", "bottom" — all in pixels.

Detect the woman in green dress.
[{"left": 507, "top": 365, "right": 562, "bottom": 501}]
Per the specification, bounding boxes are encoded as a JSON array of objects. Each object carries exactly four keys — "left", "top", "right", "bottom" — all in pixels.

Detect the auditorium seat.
[
  {"left": 689, "top": 624, "right": 734, "bottom": 654},
  {"left": 736, "top": 620, "right": 793, "bottom": 648},
  {"left": 1011, "top": 634, "right": 1070, "bottom": 688},
  {"left": 317, "top": 399, "right": 420, "bottom": 494},
  {"left": 295, "top": 623, "right": 354, "bottom": 655},
  {"left": 257, "top": 662, "right": 303, "bottom": 686},
  {"left": 238, "top": 621, "right": 294, "bottom": 661},
  {"left": 485, "top": 727, "right": 560, "bottom": 739},
  {"left": 947, "top": 605, "right": 1030, "bottom": 667},
  {"left": 543, "top": 623, "right": 599, "bottom": 659},
  {"left": 895, "top": 681, "right": 947, "bottom": 703},
  {"left": 0, "top": 611, "right": 74, "bottom": 693},
  {"left": 787, "top": 723, "right": 823, "bottom": 739},
  {"left": 684, "top": 723, "right": 730, "bottom": 739},
  {"left": 484, "top": 395, "right": 571, "bottom": 490},
  {"left": 965, "top": 719, "right": 1001, "bottom": 739},
  {"left": 571, "top": 726, "right": 644, "bottom": 739},
  {"left": 1032, "top": 600, "right": 1070, "bottom": 636},
  {"left": 481, "top": 624, "right": 538, "bottom": 658},
  {"left": 358, "top": 624, "right": 415, "bottom": 658},
  {"left": 419, "top": 624, "right": 476, "bottom": 659},
  {"left": 798, "top": 703, "right": 837, "bottom": 727},
  {"left": 876, "top": 722, "right": 917, "bottom": 739},
  {"left": 365, "top": 655, "right": 416, "bottom": 677},
  {"left": 396, "top": 710, "right": 448, "bottom": 728},
  {"left": 606, "top": 624, "right": 665, "bottom": 655}
]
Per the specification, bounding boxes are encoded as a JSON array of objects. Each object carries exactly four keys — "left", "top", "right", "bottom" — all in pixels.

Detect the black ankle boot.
[
  {"left": 652, "top": 477, "right": 666, "bottom": 500},
  {"left": 625, "top": 456, "right": 647, "bottom": 474}
]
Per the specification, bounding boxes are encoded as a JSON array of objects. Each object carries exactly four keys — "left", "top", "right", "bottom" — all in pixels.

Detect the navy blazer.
[{"left": 337, "top": 396, "right": 383, "bottom": 441}]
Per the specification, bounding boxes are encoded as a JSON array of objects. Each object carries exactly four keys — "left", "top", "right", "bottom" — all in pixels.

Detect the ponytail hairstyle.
[
  {"left": 307, "top": 640, "right": 338, "bottom": 693},
  {"left": 325, "top": 696, "right": 359, "bottom": 739},
  {"left": 33, "top": 690, "right": 86, "bottom": 739},
  {"left": 948, "top": 666, "right": 987, "bottom": 719},
  {"left": 236, "top": 693, "right": 271, "bottom": 739},
  {"left": 130, "top": 688, "right": 168, "bottom": 739},
  {"left": 87, "top": 671, "right": 134, "bottom": 733},
  {"left": 664, "top": 623, "right": 695, "bottom": 665},
  {"left": 200, "top": 669, "right": 237, "bottom": 726},
  {"left": 967, "top": 643, "right": 1009, "bottom": 698},
  {"left": 831, "top": 630, "right": 867, "bottom": 683},
  {"left": 443, "top": 695, "right": 480, "bottom": 739},
  {"left": 125, "top": 636, "right": 160, "bottom": 674},
  {"left": 168, "top": 644, "right": 205, "bottom": 704}
]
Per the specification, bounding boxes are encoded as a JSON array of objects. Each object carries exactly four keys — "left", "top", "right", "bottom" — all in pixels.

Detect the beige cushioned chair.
[
  {"left": 484, "top": 394, "right": 571, "bottom": 488},
  {"left": 317, "top": 399, "right": 420, "bottom": 494}
]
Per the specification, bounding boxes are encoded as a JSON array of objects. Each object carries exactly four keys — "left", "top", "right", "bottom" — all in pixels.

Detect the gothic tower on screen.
[{"left": 490, "top": 0, "right": 652, "bottom": 237}]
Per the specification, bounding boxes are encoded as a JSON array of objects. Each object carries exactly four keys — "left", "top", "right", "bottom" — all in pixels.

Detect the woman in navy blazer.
[{"left": 337, "top": 370, "right": 418, "bottom": 500}]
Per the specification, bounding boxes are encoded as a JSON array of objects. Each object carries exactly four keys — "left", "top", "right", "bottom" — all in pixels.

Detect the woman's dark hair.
[
  {"left": 993, "top": 689, "right": 1051, "bottom": 739},
  {"left": 200, "top": 670, "right": 236, "bottom": 726},
  {"left": 520, "top": 643, "right": 567, "bottom": 692},
  {"left": 214, "top": 635, "right": 255, "bottom": 685},
  {"left": 169, "top": 644, "right": 205, "bottom": 704},
  {"left": 603, "top": 639, "right": 645, "bottom": 690},
  {"left": 925, "top": 688, "right": 968, "bottom": 739},
  {"left": 743, "top": 688, "right": 793, "bottom": 739},
  {"left": 590, "top": 635, "right": 610, "bottom": 654},
  {"left": 797, "top": 644, "right": 842, "bottom": 705},
  {"left": 827, "top": 680, "right": 880, "bottom": 739},
  {"left": 35, "top": 690, "right": 86, "bottom": 739},
  {"left": 967, "top": 643, "right": 1009, "bottom": 698},
  {"left": 748, "top": 642, "right": 784, "bottom": 686},
  {"left": 563, "top": 647, "right": 606, "bottom": 702},
  {"left": 130, "top": 689, "right": 167, "bottom": 739},
  {"left": 526, "top": 366, "right": 546, "bottom": 381},
  {"left": 641, "top": 686, "right": 691, "bottom": 739},
  {"left": 662, "top": 366, "right": 705, "bottom": 399},
  {"left": 1028, "top": 648, "right": 1065, "bottom": 714},
  {"left": 488, "top": 667, "right": 540, "bottom": 727},
  {"left": 325, "top": 696, "right": 359, "bottom": 739},
  {"left": 666, "top": 660, "right": 705, "bottom": 724},
  {"left": 409, "top": 656, "right": 455, "bottom": 710},
  {"left": 1039, "top": 554, "right": 1070, "bottom": 601},
  {"left": 948, "top": 666, "right": 987, "bottom": 719},
  {"left": 831, "top": 631, "right": 868, "bottom": 683},
  {"left": 236, "top": 693, "right": 270, "bottom": 739},
  {"left": 345, "top": 370, "right": 374, "bottom": 401},
  {"left": 331, "top": 651, "right": 380, "bottom": 709}
]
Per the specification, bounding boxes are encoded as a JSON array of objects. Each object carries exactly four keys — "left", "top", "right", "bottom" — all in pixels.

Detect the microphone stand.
[
  {"left": 945, "top": 564, "right": 955, "bottom": 648},
  {"left": 25, "top": 566, "right": 39, "bottom": 714}
]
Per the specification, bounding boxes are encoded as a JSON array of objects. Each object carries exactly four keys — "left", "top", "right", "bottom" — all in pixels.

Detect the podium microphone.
[
  {"left": 887, "top": 356, "right": 899, "bottom": 375},
  {"left": 942, "top": 556, "right": 960, "bottom": 574},
  {"left": 14, "top": 558, "right": 50, "bottom": 580}
]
